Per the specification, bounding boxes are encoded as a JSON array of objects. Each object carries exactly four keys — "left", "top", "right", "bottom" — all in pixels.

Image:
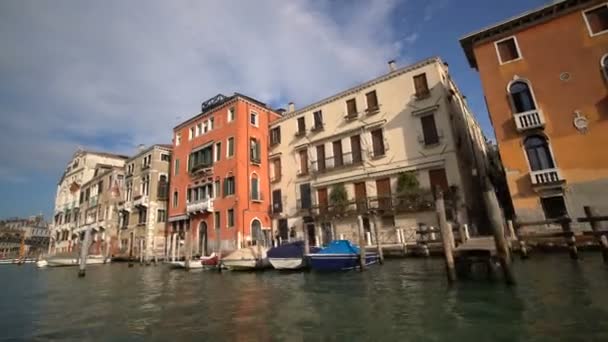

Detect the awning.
[{"left": 168, "top": 214, "right": 189, "bottom": 222}]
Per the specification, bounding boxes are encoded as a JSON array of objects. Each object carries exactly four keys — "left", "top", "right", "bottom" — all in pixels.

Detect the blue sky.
[{"left": 0, "top": 0, "right": 549, "bottom": 220}]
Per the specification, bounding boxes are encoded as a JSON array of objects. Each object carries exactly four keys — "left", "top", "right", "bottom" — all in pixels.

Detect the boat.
[
  {"left": 308, "top": 240, "right": 379, "bottom": 272},
  {"left": 221, "top": 245, "right": 270, "bottom": 271},
  {"left": 0, "top": 258, "right": 36, "bottom": 265},
  {"left": 167, "top": 260, "right": 204, "bottom": 269},
  {"left": 37, "top": 254, "right": 110, "bottom": 268},
  {"left": 200, "top": 253, "right": 219, "bottom": 268},
  {"left": 267, "top": 241, "right": 320, "bottom": 270}
]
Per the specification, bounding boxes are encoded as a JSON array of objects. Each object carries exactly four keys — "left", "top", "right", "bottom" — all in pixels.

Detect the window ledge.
[
  {"left": 422, "top": 142, "right": 441, "bottom": 149},
  {"left": 366, "top": 107, "right": 380, "bottom": 116},
  {"left": 251, "top": 199, "right": 263, "bottom": 203},
  {"left": 370, "top": 153, "right": 386, "bottom": 160},
  {"left": 297, "top": 171, "right": 309, "bottom": 178},
  {"left": 414, "top": 92, "right": 431, "bottom": 101},
  {"left": 310, "top": 125, "right": 324, "bottom": 133},
  {"left": 499, "top": 56, "right": 523, "bottom": 66},
  {"left": 344, "top": 113, "right": 358, "bottom": 121},
  {"left": 250, "top": 160, "right": 261, "bottom": 166},
  {"left": 295, "top": 131, "right": 306, "bottom": 138}
]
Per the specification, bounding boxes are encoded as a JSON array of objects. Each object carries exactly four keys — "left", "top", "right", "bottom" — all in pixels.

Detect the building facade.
[
  {"left": 268, "top": 57, "right": 491, "bottom": 246},
  {"left": 461, "top": 0, "right": 608, "bottom": 224},
  {"left": 169, "top": 94, "right": 281, "bottom": 256},
  {"left": 117, "top": 144, "right": 171, "bottom": 261},
  {"left": 50, "top": 150, "right": 128, "bottom": 254},
  {"left": 0, "top": 215, "right": 49, "bottom": 258},
  {"left": 74, "top": 166, "right": 124, "bottom": 256}
]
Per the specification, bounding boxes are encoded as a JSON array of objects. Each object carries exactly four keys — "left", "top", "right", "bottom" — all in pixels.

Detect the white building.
[
  {"left": 50, "top": 150, "right": 128, "bottom": 254},
  {"left": 268, "top": 57, "right": 490, "bottom": 246}
]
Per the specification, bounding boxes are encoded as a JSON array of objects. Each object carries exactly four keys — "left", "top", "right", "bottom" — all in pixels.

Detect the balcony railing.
[
  {"left": 190, "top": 163, "right": 213, "bottom": 175},
  {"left": 250, "top": 192, "right": 264, "bottom": 202},
  {"left": 187, "top": 198, "right": 214, "bottom": 215},
  {"left": 514, "top": 109, "right": 545, "bottom": 131},
  {"left": 311, "top": 152, "right": 363, "bottom": 174},
  {"left": 134, "top": 195, "right": 149, "bottom": 207},
  {"left": 530, "top": 168, "right": 563, "bottom": 185}
]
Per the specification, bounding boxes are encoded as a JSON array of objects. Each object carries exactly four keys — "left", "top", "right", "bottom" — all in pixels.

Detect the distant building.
[
  {"left": 268, "top": 57, "right": 491, "bottom": 245},
  {"left": 74, "top": 165, "right": 124, "bottom": 256},
  {"left": 168, "top": 94, "right": 281, "bottom": 256},
  {"left": 50, "top": 150, "right": 128, "bottom": 254},
  {"left": 460, "top": 0, "right": 608, "bottom": 224},
  {"left": 0, "top": 215, "right": 49, "bottom": 257},
  {"left": 117, "top": 144, "right": 171, "bottom": 261}
]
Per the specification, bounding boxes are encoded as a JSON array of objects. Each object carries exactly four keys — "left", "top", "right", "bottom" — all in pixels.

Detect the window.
[
  {"left": 251, "top": 174, "right": 260, "bottom": 201},
  {"left": 175, "top": 133, "right": 181, "bottom": 146},
  {"left": 196, "top": 123, "right": 202, "bottom": 136},
  {"left": 270, "top": 127, "right": 281, "bottom": 146},
  {"left": 214, "top": 212, "right": 220, "bottom": 229},
  {"left": 161, "top": 153, "right": 170, "bottom": 162},
  {"left": 346, "top": 98, "right": 358, "bottom": 118},
  {"left": 509, "top": 81, "right": 536, "bottom": 113},
  {"left": 223, "top": 176, "right": 235, "bottom": 196},
  {"left": 141, "top": 175, "right": 150, "bottom": 196},
  {"left": 541, "top": 196, "right": 568, "bottom": 220},
  {"left": 250, "top": 138, "right": 261, "bottom": 164},
  {"left": 272, "top": 158, "right": 281, "bottom": 181},
  {"left": 138, "top": 207, "right": 147, "bottom": 225},
  {"left": 227, "top": 137, "right": 235, "bottom": 157},
  {"left": 299, "top": 183, "right": 312, "bottom": 209},
  {"left": 583, "top": 4, "right": 608, "bottom": 36},
  {"left": 351, "top": 135, "right": 362, "bottom": 163},
  {"left": 366, "top": 90, "right": 379, "bottom": 112},
  {"left": 333, "top": 140, "right": 343, "bottom": 167},
  {"left": 188, "top": 146, "right": 213, "bottom": 172},
  {"left": 214, "top": 180, "right": 220, "bottom": 198},
  {"left": 495, "top": 37, "right": 521, "bottom": 64},
  {"left": 227, "top": 209, "right": 234, "bottom": 227},
  {"left": 421, "top": 115, "right": 439, "bottom": 145},
  {"left": 413, "top": 73, "right": 430, "bottom": 98},
  {"left": 299, "top": 149, "right": 308, "bottom": 175},
  {"left": 602, "top": 54, "right": 608, "bottom": 81},
  {"left": 126, "top": 182, "right": 132, "bottom": 201},
  {"left": 98, "top": 181, "right": 103, "bottom": 194},
  {"left": 316, "top": 144, "right": 326, "bottom": 171},
  {"left": 142, "top": 155, "right": 151, "bottom": 167},
  {"left": 173, "top": 191, "right": 178, "bottom": 208},
  {"left": 174, "top": 159, "right": 180, "bottom": 176},
  {"left": 158, "top": 175, "right": 168, "bottom": 199},
  {"left": 215, "top": 142, "right": 222, "bottom": 162},
  {"left": 209, "top": 117, "right": 214, "bottom": 130},
  {"left": 371, "top": 128, "right": 385, "bottom": 157},
  {"left": 524, "top": 135, "right": 555, "bottom": 171},
  {"left": 227, "top": 107, "right": 235, "bottom": 122},
  {"left": 189, "top": 127, "right": 195, "bottom": 140},
  {"left": 272, "top": 189, "right": 282, "bottom": 213},
  {"left": 312, "top": 110, "right": 323, "bottom": 131},
  {"left": 79, "top": 192, "right": 84, "bottom": 204},
  {"left": 296, "top": 117, "right": 306, "bottom": 135},
  {"left": 157, "top": 209, "right": 166, "bottom": 223},
  {"left": 250, "top": 112, "right": 259, "bottom": 126}
]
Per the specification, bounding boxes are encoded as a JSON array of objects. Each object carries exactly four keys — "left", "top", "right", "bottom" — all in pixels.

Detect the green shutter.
[{"left": 223, "top": 179, "right": 228, "bottom": 197}]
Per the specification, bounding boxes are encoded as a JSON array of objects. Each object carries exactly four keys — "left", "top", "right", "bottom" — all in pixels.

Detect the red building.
[{"left": 168, "top": 94, "right": 281, "bottom": 256}]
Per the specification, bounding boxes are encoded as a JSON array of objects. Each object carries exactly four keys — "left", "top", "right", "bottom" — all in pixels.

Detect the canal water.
[{"left": 1, "top": 254, "right": 607, "bottom": 341}]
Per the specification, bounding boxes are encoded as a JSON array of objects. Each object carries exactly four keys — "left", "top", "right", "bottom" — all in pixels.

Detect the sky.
[{"left": 0, "top": 0, "right": 550, "bottom": 220}]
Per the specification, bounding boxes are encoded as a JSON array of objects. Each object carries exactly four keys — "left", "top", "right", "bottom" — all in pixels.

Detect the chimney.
[
  {"left": 136, "top": 144, "right": 146, "bottom": 153},
  {"left": 288, "top": 102, "right": 295, "bottom": 113},
  {"left": 388, "top": 60, "right": 396, "bottom": 72}
]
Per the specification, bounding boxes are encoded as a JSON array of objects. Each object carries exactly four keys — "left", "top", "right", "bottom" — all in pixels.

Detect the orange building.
[
  {"left": 461, "top": 0, "right": 608, "bottom": 224},
  {"left": 168, "top": 94, "right": 281, "bottom": 256}
]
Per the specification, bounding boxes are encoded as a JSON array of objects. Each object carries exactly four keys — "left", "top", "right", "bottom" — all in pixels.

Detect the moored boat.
[
  {"left": 37, "top": 254, "right": 110, "bottom": 268},
  {"left": 167, "top": 260, "right": 204, "bottom": 269},
  {"left": 222, "top": 246, "right": 270, "bottom": 271},
  {"left": 267, "top": 241, "right": 320, "bottom": 270},
  {"left": 308, "top": 240, "right": 378, "bottom": 272}
]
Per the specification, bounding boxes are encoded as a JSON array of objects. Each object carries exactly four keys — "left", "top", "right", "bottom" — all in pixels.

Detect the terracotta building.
[
  {"left": 168, "top": 94, "right": 281, "bottom": 256},
  {"left": 460, "top": 0, "right": 608, "bottom": 224}
]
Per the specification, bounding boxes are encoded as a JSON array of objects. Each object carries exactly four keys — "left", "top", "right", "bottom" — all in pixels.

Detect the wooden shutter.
[
  {"left": 347, "top": 99, "right": 357, "bottom": 116},
  {"left": 299, "top": 150, "right": 308, "bottom": 174},
  {"left": 421, "top": 115, "right": 439, "bottom": 145},
  {"left": 317, "top": 188, "right": 328, "bottom": 213},
  {"left": 351, "top": 135, "right": 362, "bottom": 163},
  {"left": 414, "top": 73, "right": 429, "bottom": 96},
  {"left": 316, "top": 145, "right": 325, "bottom": 170},
  {"left": 274, "top": 158, "right": 281, "bottom": 178},
  {"left": 333, "top": 140, "right": 343, "bottom": 167},
  {"left": 429, "top": 168, "right": 449, "bottom": 195},
  {"left": 366, "top": 91, "right": 378, "bottom": 109},
  {"left": 375, "top": 178, "right": 391, "bottom": 209},
  {"left": 354, "top": 182, "right": 367, "bottom": 210},
  {"left": 371, "top": 129, "right": 385, "bottom": 156}
]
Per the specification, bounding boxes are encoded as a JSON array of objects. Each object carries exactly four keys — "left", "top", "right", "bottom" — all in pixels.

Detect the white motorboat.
[
  {"left": 167, "top": 260, "right": 204, "bottom": 269},
  {"left": 222, "top": 246, "right": 270, "bottom": 271},
  {"left": 37, "top": 255, "right": 109, "bottom": 268}
]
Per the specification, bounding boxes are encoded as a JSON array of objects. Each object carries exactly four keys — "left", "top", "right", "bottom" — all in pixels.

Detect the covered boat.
[
  {"left": 37, "top": 254, "right": 109, "bottom": 268},
  {"left": 221, "top": 246, "right": 270, "bottom": 271},
  {"left": 167, "top": 260, "right": 204, "bottom": 270},
  {"left": 308, "top": 240, "right": 378, "bottom": 271},
  {"left": 267, "top": 241, "right": 320, "bottom": 270}
]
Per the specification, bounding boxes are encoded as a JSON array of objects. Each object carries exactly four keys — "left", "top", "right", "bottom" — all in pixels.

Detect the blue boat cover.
[
  {"left": 267, "top": 241, "right": 321, "bottom": 258},
  {"left": 317, "top": 240, "right": 359, "bottom": 255}
]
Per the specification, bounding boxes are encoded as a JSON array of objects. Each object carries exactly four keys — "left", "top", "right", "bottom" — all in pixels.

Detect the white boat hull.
[
  {"left": 222, "top": 258, "right": 259, "bottom": 271},
  {"left": 167, "top": 261, "right": 204, "bottom": 269},
  {"left": 40, "top": 256, "right": 109, "bottom": 268},
  {"left": 269, "top": 257, "right": 305, "bottom": 270}
]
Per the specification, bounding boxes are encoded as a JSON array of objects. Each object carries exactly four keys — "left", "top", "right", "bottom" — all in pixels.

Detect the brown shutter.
[
  {"left": 274, "top": 158, "right": 281, "bottom": 178},
  {"left": 429, "top": 168, "right": 449, "bottom": 195},
  {"left": 317, "top": 188, "right": 328, "bottom": 212},
  {"left": 347, "top": 99, "right": 357, "bottom": 116},
  {"left": 421, "top": 115, "right": 439, "bottom": 145},
  {"left": 316, "top": 145, "right": 325, "bottom": 170},
  {"left": 299, "top": 150, "right": 308, "bottom": 174},
  {"left": 366, "top": 91, "right": 378, "bottom": 110},
  {"left": 414, "top": 73, "right": 429, "bottom": 96},
  {"left": 351, "top": 135, "right": 362, "bottom": 163},
  {"left": 375, "top": 178, "right": 391, "bottom": 209},
  {"left": 354, "top": 182, "right": 367, "bottom": 210},
  {"left": 371, "top": 129, "right": 385, "bottom": 156},
  {"left": 333, "top": 140, "right": 343, "bottom": 167}
]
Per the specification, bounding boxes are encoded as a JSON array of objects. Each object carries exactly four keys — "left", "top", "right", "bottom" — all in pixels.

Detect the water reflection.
[{"left": 1, "top": 254, "right": 608, "bottom": 341}]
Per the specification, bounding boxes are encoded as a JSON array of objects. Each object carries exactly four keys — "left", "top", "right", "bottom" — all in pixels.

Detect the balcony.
[
  {"left": 311, "top": 152, "right": 363, "bottom": 175},
  {"left": 141, "top": 164, "right": 151, "bottom": 171},
  {"left": 190, "top": 163, "right": 213, "bottom": 176},
  {"left": 187, "top": 198, "right": 214, "bottom": 215},
  {"left": 514, "top": 109, "right": 545, "bottom": 132},
  {"left": 530, "top": 168, "right": 563, "bottom": 186},
  {"left": 89, "top": 196, "right": 99, "bottom": 207},
  {"left": 133, "top": 195, "right": 149, "bottom": 207}
]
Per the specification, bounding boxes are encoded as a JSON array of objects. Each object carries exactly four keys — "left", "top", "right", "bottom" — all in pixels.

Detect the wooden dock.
[{"left": 454, "top": 237, "right": 496, "bottom": 256}]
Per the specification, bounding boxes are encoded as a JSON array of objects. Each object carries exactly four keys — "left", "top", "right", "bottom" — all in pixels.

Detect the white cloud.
[
  {"left": 403, "top": 33, "right": 419, "bottom": 44},
  {"left": 0, "top": 0, "right": 405, "bottom": 181}
]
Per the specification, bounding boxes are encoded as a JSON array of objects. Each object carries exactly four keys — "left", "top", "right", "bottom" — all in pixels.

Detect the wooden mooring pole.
[
  {"left": 482, "top": 179, "right": 516, "bottom": 285},
  {"left": 78, "top": 228, "right": 92, "bottom": 278},
  {"left": 436, "top": 189, "right": 456, "bottom": 284},
  {"left": 372, "top": 216, "right": 384, "bottom": 264},
  {"left": 560, "top": 217, "right": 578, "bottom": 260},
  {"left": 357, "top": 215, "right": 366, "bottom": 271},
  {"left": 583, "top": 206, "right": 608, "bottom": 263}
]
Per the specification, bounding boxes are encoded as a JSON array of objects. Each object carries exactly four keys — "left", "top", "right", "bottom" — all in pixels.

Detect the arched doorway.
[
  {"left": 199, "top": 221, "right": 208, "bottom": 256},
  {"left": 251, "top": 219, "right": 263, "bottom": 246}
]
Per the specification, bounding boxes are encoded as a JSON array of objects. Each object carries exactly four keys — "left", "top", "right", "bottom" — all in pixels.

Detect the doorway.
[{"left": 199, "top": 221, "right": 208, "bottom": 256}]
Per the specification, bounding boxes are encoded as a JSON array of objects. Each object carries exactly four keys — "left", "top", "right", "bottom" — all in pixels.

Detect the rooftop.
[{"left": 460, "top": 0, "right": 593, "bottom": 69}]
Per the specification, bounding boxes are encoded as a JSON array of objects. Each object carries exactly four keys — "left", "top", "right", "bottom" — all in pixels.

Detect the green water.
[{"left": 1, "top": 254, "right": 607, "bottom": 341}]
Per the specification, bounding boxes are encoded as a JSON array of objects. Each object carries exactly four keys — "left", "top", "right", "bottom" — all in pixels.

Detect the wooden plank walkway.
[{"left": 454, "top": 237, "right": 496, "bottom": 256}]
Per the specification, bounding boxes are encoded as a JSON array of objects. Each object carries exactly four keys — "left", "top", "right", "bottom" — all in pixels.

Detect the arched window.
[
  {"left": 524, "top": 135, "right": 555, "bottom": 171},
  {"left": 173, "top": 191, "right": 178, "bottom": 208},
  {"left": 251, "top": 219, "right": 263, "bottom": 244},
  {"left": 509, "top": 81, "right": 536, "bottom": 113},
  {"left": 602, "top": 54, "right": 608, "bottom": 81}
]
